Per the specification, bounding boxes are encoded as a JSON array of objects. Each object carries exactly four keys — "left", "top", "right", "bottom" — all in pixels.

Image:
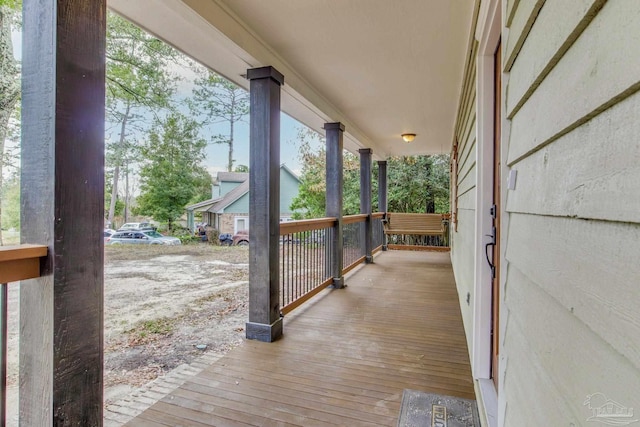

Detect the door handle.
[{"left": 485, "top": 226, "right": 496, "bottom": 279}]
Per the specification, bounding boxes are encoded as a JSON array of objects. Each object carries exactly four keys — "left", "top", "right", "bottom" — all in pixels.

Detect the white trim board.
[{"left": 471, "top": 0, "right": 502, "bottom": 425}]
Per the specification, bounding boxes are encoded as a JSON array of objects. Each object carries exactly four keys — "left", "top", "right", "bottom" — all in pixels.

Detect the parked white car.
[
  {"left": 106, "top": 230, "right": 181, "bottom": 246},
  {"left": 117, "top": 222, "right": 155, "bottom": 231}
]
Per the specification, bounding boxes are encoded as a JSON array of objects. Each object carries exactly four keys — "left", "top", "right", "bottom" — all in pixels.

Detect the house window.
[{"left": 234, "top": 217, "right": 249, "bottom": 234}]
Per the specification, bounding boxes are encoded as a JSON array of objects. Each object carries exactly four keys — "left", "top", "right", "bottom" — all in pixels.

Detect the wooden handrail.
[
  {"left": 279, "top": 217, "right": 337, "bottom": 235},
  {"left": 281, "top": 278, "right": 333, "bottom": 316},
  {"left": 371, "top": 212, "right": 385, "bottom": 219},
  {"left": 0, "top": 244, "right": 48, "bottom": 283},
  {"left": 343, "top": 214, "right": 368, "bottom": 225}
]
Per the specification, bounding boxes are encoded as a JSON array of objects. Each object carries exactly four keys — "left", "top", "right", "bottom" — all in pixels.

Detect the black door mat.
[{"left": 397, "top": 389, "right": 480, "bottom": 427}]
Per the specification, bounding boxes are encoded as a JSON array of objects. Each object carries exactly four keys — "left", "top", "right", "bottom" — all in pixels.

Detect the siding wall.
[
  {"left": 223, "top": 168, "right": 300, "bottom": 214},
  {"left": 502, "top": 0, "right": 640, "bottom": 424},
  {"left": 220, "top": 181, "right": 243, "bottom": 197},
  {"left": 451, "top": 35, "right": 479, "bottom": 354}
]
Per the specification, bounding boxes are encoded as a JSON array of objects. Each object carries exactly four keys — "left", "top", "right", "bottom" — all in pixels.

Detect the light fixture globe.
[{"left": 401, "top": 133, "right": 416, "bottom": 143}]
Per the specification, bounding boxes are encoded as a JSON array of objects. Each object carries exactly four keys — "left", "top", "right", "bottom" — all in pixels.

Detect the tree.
[
  {"left": 137, "top": 113, "right": 210, "bottom": 230},
  {"left": 387, "top": 155, "right": 449, "bottom": 213},
  {"left": 0, "top": 0, "right": 20, "bottom": 244},
  {"left": 291, "top": 126, "right": 450, "bottom": 219},
  {"left": 105, "top": 11, "right": 179, "bottom": 226},
  {"left": 191, "top": 69, "right": 249, "bottom": 172},
  {"left": 289, "top": 128, "right": 363, "bottom": 219},
  {"left": 189, "top": 166, "right": 214, "bottom": 205},
  {"left": 290, "top": 128, "right": 327, "bottom": 219}
]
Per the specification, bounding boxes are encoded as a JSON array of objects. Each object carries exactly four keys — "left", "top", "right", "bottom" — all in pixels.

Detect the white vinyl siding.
[
  {"left": 451, "top": 36, "right": 478, "bottom": 354},
  {"left": 502, "top": 0, "right": 640, "bottom": 425}
]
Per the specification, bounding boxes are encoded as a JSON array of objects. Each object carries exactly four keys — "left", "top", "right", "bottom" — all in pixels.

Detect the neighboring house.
[{"left": 186, "top": 165, "right": 301, "bottom": 234}]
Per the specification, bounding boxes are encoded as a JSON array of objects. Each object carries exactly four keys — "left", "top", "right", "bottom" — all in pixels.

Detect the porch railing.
[
  {"left": 372, "top": 212, "right": 385, "bottom": 253},
  {"left": 0, "top": 244, "right": 48, "bottom": 425},
  {"left": 342, "top": 214, "right": 367, "bottom": 274},
  {"left": 279, "top": 212, "right": 388, "bottom": 314},
  {"left": 279, "top": 218, "right": 336, "bottom": 315}
]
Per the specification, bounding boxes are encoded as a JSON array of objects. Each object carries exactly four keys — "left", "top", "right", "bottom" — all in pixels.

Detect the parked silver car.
[{"left": 106, "top": 230, "right": 181, "bottom": 246}]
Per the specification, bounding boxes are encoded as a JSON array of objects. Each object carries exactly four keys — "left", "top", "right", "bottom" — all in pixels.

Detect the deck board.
[{"left": 125, "top": 251, "right": 474, "bottom": 426}]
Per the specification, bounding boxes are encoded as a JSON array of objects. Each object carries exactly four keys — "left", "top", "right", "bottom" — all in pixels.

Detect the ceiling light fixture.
[{"left": 401, "top": 133, "right": 416, "bottom": 143}]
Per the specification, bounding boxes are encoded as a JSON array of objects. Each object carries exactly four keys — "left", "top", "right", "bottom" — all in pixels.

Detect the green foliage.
[
  {"left": 106, "top": 12, "right": 178, "bottom": 114},
  {"left": 104, "top": 194, "right": 124, "bottom": 218},
  {"left": 0, "top": 172, "right": 19, "bottom": 229},
  {"left": 387, "top": 155, "right": 450, "bottom": 213},
  {"left": 189, "top": 166, "right": 214, "bottom": 205},
  {"left": 290, "top": 127, "right": 372, "bottom": 219},
  {"left": 137, "top": 113, "right": 211, "bottom": 229},
  {"left": 190, "top": 68, "right": 249, "bottom": 172},
  {"left": 289, "top": 130, "right": 327, "bottom": 219},
  {"left": 0, "top": 1, "right": 21, "bottom": 10},
  {"left": 291, "top": 126, "right": 450, "bottom": 218},
  {"left": 234, "top": 164, "right": 249, "bottom": 173}
]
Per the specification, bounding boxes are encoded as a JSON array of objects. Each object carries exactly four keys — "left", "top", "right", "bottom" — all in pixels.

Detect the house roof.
[
  {"left": 186, "top": 165, "right": 300, "bottom": 213},
  {"left": 216, "top": 172, "right": 248, "bottom": 184},
  {"left": 208, "top": 180, "right": 249, "bottom": 213},
  {"left": 185, "top": 197, "right": 222, "bottom": 212}
]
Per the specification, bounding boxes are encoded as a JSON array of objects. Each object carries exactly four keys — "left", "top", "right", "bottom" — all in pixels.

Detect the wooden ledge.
[
  {"left": 280, "top": 217, "right": 337, "bottom": 234},
  {"left": 0, "top": 244, "right": 48, "bottom": 283}
]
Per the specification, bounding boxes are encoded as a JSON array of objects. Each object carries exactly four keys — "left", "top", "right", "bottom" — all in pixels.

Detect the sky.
[
  {"left": 181, "top": 105, "right": 315, "bottom": 177},
  {"left": 170, "top": 64, "right": 317, "bottom": 176}
]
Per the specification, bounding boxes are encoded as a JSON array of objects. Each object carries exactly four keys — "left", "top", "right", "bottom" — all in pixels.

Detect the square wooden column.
[
  {"left": 246, "top": 66, "right": 284, "bottom": 342},
  {"left": 359, "top": 148, "right": 374, "bottom": 263},
  {"left": 20, "top": 0, "right": 106, "bottom": 424},
  {"left": 377, "top": 160, "right": 388, "bottom": 251},
  {"left": 324, "top": 123, "right": 345, "bottom": 288}
]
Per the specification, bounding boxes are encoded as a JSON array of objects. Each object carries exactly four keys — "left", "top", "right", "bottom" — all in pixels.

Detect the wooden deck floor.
[{"left": 126, "top": 250, "right": 474, "bottom": 426}]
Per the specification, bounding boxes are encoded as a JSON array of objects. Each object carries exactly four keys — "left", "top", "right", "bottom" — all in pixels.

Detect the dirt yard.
[
  {"left": 6, "top": 243, "right": 250, "bottom": 411},
  {"left": 103, "top": 244, "right": 250, "bottom": 402}
]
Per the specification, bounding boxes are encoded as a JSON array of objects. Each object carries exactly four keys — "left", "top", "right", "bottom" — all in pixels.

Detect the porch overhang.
[{"left": 107, "top": 0, "right": 475, "bottom": 157}]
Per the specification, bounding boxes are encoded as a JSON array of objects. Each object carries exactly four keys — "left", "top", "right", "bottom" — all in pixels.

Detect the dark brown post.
[
  {"left": 20, "top": 0, "right": 106, "bottom": 424},
  {"left": 359, "top": 148, "right": 373, "bottom": 263},
  {"left": 324, "top": 123, "right": 345, "bottom": 288},
  {"left": 246, "top": 66, "right": 284, "bottom": 342},
  {"left": 377, "top": 160, "right": 388, "bottom": 251}
]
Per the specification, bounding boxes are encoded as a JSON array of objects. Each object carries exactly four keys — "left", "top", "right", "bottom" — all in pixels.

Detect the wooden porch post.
[
  {"left": 359, "top": 148, "right": 373, "bottom": 263},
  {"left": 246, "top": 66, "right": 284, "bottom": 342},
  {"left": 20, "top": 0, "right": 106, "bottom": 424},
  {"left": 377, "top": 160, "right": 388, "bottom": 251},
  {"left": 324, "top": 123, "right": 345, "bottom": 288}
]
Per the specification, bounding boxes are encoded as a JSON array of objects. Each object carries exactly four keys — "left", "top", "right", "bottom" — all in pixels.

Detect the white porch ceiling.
[{"left": 108, "top": 0, "right": 475, "bottom": 158}]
